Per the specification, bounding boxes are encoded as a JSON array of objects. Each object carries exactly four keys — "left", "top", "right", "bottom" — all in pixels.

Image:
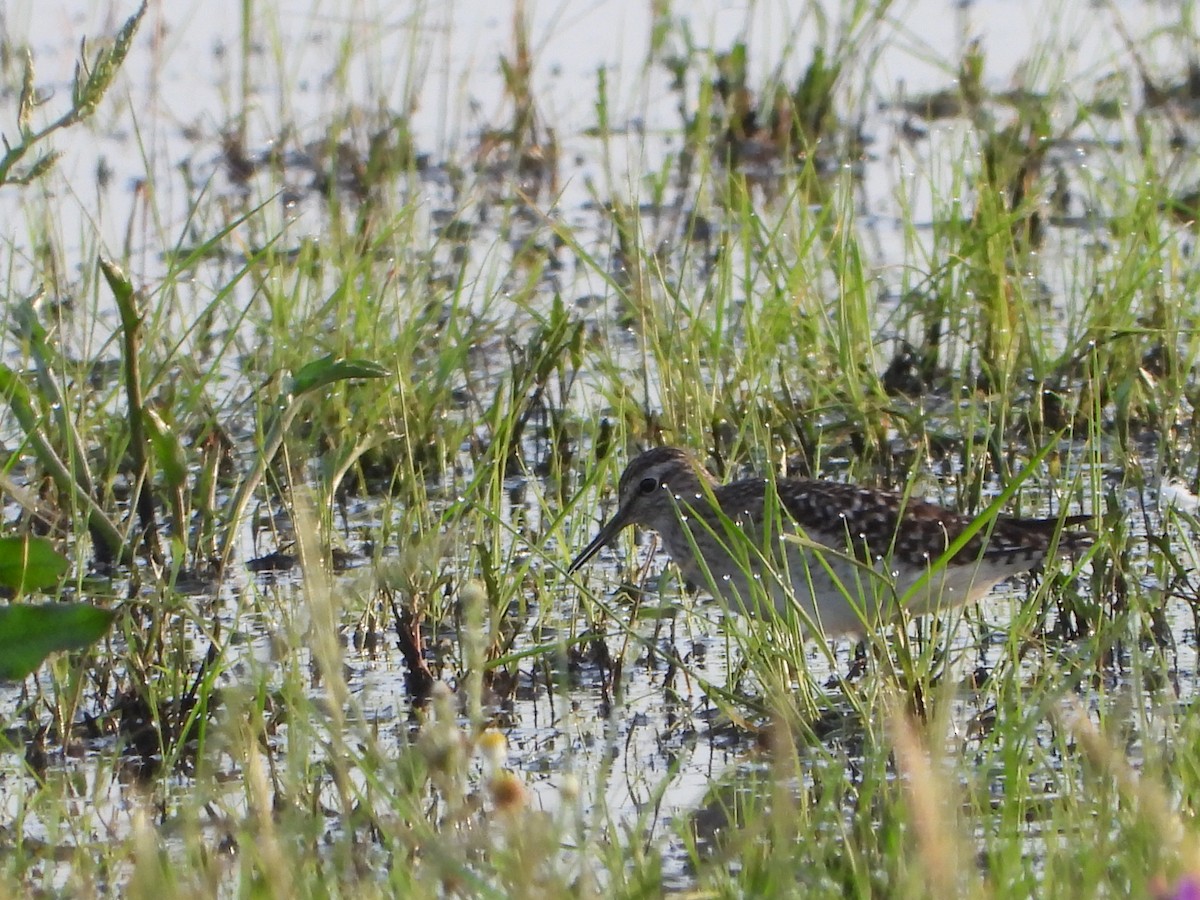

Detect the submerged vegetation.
[{"left": 2, "top": 0, "right": 1200, "bottom": 895}]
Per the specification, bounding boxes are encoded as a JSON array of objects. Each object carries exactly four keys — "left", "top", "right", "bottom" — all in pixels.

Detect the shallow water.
[{"left": 1, "top": 0, "right": 1198, "bottom": 890}]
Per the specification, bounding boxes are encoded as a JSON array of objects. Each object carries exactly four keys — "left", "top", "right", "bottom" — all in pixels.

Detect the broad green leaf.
[
  {"left": 99, "top": 255, "right": 141, "bottom": 334},
  {"left": 143, "top": 408, "right": 188, "bottom": 489},
  {"left": 0, "top": 535, "right": 69, "bottom": 592},
  {"left": 290, "top": 355, "right": 388, "bottom": 396},
  {"left": 0, "top": 603, "right": 115, "bottom": 679}
]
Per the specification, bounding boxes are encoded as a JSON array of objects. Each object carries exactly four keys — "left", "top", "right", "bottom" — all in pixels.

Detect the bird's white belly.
[{"left": 662, "top": 525, "right": 1015, "bottom": 637}]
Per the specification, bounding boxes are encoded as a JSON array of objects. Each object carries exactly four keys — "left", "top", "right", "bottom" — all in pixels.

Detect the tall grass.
[{"left": 2, "top": 0, "right": 1200, "bottom": 896}]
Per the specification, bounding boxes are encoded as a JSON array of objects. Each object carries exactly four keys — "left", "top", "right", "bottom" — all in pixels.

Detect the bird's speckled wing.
[{"left": 721, "top": 477, "right": 1091, "bottom": 567}]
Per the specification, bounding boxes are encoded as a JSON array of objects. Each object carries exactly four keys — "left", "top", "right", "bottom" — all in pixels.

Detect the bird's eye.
[{"left": 638, "top": 477, "right": 659, "bottom": 495}]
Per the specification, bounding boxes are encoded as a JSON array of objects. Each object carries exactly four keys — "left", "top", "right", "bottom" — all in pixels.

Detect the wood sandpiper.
[{"left": 569, "top": 446, "right": 1093, "bottom": 636}]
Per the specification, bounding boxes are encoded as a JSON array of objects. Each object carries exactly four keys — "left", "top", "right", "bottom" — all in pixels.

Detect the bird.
[{"left": 568, "top": 446, "right": 1093, "bottom": 637}]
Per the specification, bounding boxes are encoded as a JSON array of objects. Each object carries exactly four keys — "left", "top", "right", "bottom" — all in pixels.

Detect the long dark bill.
[{"left": 568, "top": 504, "right": 636, "bottom": 573}]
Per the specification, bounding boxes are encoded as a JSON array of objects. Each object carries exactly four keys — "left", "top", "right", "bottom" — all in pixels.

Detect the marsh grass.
[{"left": 2, "top": 0, "right": 1200, "bottom": 896}]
